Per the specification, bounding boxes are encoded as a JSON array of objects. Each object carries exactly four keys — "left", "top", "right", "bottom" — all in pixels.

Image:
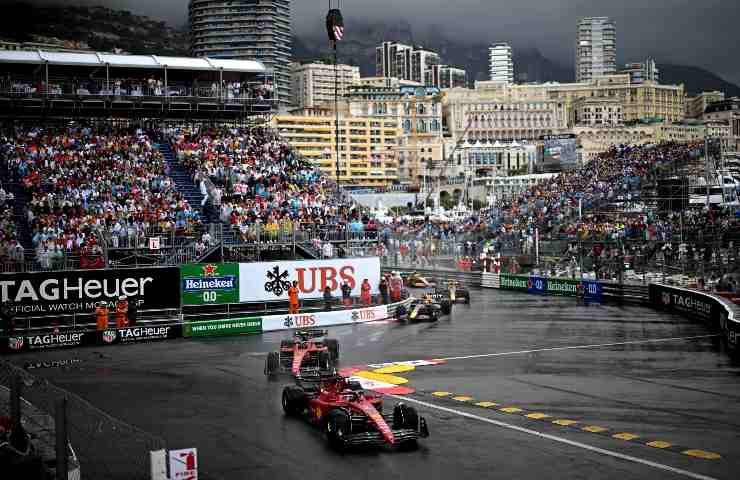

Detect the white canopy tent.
[{"left": 0, "top": 49, "right": 267, "bottom": 95}]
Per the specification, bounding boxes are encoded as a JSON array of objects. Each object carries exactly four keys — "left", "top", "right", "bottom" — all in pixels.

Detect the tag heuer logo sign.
[
  {"left": 102, "top": 330, "right": 117, "bottom": 344},
  {"left": 661, "top": 292, "right": 671, "bottom": 306},
  {"left": 8, "top": 337, "right": 24, "bottom": 350}
]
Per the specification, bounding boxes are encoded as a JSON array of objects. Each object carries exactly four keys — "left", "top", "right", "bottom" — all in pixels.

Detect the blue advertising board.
[
  {"left": 582, "top": 280, "right": 603, "bottom": 303},
  {"left": 527, "top": 276, "right": 547, "bottom": 295}
]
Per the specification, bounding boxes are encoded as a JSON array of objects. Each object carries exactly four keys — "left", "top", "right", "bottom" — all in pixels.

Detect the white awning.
[{"left": 0, "top": 49, "right": 266, "bottom": 74}]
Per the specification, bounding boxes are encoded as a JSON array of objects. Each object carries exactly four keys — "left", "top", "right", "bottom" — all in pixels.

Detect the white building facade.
[
  {"left": 489, "top": 43, "right": 514, "bottom": 84},
  {"left": 291, "top": 62, "right": 360, "bottom": 108}
]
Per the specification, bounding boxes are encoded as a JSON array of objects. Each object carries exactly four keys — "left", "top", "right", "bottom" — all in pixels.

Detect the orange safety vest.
[
  {"left": 361, "top": 282, "right": 371, "bottom": 303},
  {"left": 95, "top": 306, "right": 109, "bottom": 330},
  {"left": 115, "top": 302, "right": 128, "bottom": 328},
  {"left": 288, "top": 287, "right": 299, "bottom": 305}
]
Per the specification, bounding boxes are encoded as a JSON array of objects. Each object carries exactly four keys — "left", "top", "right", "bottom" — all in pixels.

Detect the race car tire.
[
  {"left": 324, "top": 339, "right": 339, "bottom": 361},
  {"left": 463, "top": 293, "right": 470, "bottom": 304},
  {"left": 319, "top": 350, "right": 332, "bottom": 370},
  {"left": 265, "top": 351, "right": 279, "bottom": 376},
  {"left": 393, "top": 403, "right": 419, "bottom": 431},
  {"left": 325, "top": 409, "right": 350, "bottom": 451},
  {"left": 282, "top": 386, "right": 307, "bottom": 416},
  {"left": 440, "top": 300, "right": 452, "bottom": 315}
]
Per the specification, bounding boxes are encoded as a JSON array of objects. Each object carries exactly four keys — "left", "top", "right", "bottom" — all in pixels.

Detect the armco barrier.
[
  {"left": 649, "top": 284, "right": 740, "bottom": 355},
  {"left": 389, "top": 266, "right": 738, "bottom": 358},
  {"left": 262, "top": 305, "right": 389, "bottom": 332}
]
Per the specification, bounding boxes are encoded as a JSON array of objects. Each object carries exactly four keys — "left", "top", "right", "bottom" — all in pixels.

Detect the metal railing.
[{"left": 1, "top": 77, "right": 276, "bottom": 104}]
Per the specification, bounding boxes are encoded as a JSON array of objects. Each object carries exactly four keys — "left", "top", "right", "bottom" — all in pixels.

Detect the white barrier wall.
[{"left": 262, "top": 305, "right": 389, "bottom": 332}]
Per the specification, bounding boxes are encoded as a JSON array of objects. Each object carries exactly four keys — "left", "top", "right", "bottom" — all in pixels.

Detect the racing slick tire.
[
  {"left": 325, "top": 409, "right": 350, "bottom": 451},
  {"left": 324, "top": 339, "right": 339, "bottom": 361},
  {"left": 319, "top": 350, "right": 332, "bottom": 371},
  {"left": 462, "top": 292, "right": 471, "bottom": 304},
  {"left": 440, "top": 299, "right": 452, "bottom": 315},
  {"left": 393, "top": 404, "right": 420, "bottom": 449},
  {"left": 282, "top": 386, "right": 307, "bottom": 416},
  {"left": 265, "top": 351, "right": 280, "bottom": 376}
]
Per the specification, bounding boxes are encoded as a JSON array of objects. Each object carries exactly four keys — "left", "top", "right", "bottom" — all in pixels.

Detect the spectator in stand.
[
  {"left": 1, "top": 126, "right": 201, "bottom": 270},
  {"left": 360, "top": 279, "right": 372, "bottom": 306}
]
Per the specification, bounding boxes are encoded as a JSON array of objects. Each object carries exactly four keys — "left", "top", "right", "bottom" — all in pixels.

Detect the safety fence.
[
  {"left": 0, "top": 360, "right": 165, "bottom": 479},
  {"left": 384, "top": 266, "right": 739, "bottom": 358}
]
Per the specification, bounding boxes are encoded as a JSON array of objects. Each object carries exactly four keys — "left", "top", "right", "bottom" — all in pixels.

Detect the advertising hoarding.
[
  {"left": 239, "top": 258, "right": 380, "bottom": 303},
  {"left": 181, "top": 263, "right": 239, "bottom": 306},
  {"left": 262, "top": 305, "right": 388, "bottom": 332},
  {"left": 183, "top": 317, "right": 262, "bottom": 337},
  {"left": 0, "top": 267, "right": 180, "bottom": 317},
  {"left": 542, "top": 134, "right": 577, "bottom": 171}
]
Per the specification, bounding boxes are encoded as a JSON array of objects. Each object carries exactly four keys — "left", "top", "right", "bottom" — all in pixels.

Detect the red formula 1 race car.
[
  {"left": 282, "top": 374, "right": 429, "bottom": 450},
  {"left": 264, "top": 329, "right": 339, "bottom": 377}
]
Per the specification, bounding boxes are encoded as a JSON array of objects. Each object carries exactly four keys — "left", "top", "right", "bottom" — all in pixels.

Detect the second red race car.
[
  {"left": 282, "top": 373, "right": 429, "bottom": 450},
  {"left": 264, "top": 329, "right": 339, "bottom": 377}
]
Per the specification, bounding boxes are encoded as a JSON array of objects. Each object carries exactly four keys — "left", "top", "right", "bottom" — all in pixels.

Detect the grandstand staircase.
[
  {"left": 159, "top": 143, "right": 211, "bottom": 222},
  {"left": 6, "top": 178, "right": 34, "bottom": 251}
]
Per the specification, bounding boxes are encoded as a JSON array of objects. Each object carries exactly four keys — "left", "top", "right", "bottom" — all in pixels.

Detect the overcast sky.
[{"left": 29, "top": 0, "right": 740, "bottom": 85}]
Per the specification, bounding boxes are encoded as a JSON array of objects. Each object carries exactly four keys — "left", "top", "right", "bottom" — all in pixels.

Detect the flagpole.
[{"left": 334, "top": 40, "right": 340, "bottom": 185}]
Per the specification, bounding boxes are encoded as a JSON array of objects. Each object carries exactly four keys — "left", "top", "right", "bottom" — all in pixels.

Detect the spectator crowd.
[{"left": 1, "top": 126, "right": 202, "bottom": 269}]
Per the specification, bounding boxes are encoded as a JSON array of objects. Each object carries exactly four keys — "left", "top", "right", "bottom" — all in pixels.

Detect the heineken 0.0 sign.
[{"left": 181, "top": 263, "right": 239, "bottom": 305}]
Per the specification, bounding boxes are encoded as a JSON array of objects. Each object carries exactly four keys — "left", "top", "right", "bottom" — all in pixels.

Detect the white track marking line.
[
  {"left": 437, "top": 335, "right": 720, "bottom": 361},
  {"left": 389, "top": 395, "right": 719, "bottom": 480}
]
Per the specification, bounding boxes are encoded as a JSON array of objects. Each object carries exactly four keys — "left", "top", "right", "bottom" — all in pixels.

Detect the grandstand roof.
[{"left": 0, "top": 50, "right": 266, "bottom": 73}]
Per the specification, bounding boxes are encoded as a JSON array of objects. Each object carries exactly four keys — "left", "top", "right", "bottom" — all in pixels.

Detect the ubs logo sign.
[
  {"left": 283, "top": 315, "right": 316, "bottom": 328},
  {"left": 265, "top": 266, "right": 291, "bottom": 296}
]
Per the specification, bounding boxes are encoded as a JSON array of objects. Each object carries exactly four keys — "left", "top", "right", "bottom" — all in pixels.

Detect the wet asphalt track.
[{"left": 10, "top": 288, "right": 740, "bottom": 480}]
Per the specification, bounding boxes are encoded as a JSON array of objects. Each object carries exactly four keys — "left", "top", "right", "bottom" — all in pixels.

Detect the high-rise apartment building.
[
  {"left": 189, "top": 0, "right": 292, "bottom": 104},
  {"left": 426, "top": 65, "right": 468, "bottom": 89},
  {"left": 411, "top": 49, "right": 440, "bottom": 85},
  {"left": 375, "top": 41, "right": 412, "bottom": 78},
  {"left": 575, "top": 17, "right": 617, "bottom": 82},
  {"left": 291, "top": 62, "right": 360, "bottom": 109},
  {"left": 489, "top": 43, "right": 514, "bottom": 84},
  {"left": 621, "top": 58, "right": 659, "bottom": 84}
]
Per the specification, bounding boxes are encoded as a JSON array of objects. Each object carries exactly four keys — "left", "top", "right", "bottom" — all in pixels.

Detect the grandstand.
[
  {"left": 0, "top": 50, "right": 274, "bottom": 119},
  {"left": 0, "top": 48, "right": 384, "bottom": 273}
]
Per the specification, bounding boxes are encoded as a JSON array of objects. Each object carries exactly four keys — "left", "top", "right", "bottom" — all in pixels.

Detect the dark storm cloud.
[{"left": 26, "top": 0, "right": 740, "bottom": 84}]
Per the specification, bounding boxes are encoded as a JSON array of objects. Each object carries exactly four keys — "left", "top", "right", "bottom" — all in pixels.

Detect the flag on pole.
[{"left": 326, "top": 8, "right": 344, "bottom": 43}]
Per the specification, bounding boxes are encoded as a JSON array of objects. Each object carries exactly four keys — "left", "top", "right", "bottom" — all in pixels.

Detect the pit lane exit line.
[
  {"left": 435, "top": 335, "right": 720, "bottom": 362},
  {"left": 388, "top": 395, "right": 719, "bottom": 480}
]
